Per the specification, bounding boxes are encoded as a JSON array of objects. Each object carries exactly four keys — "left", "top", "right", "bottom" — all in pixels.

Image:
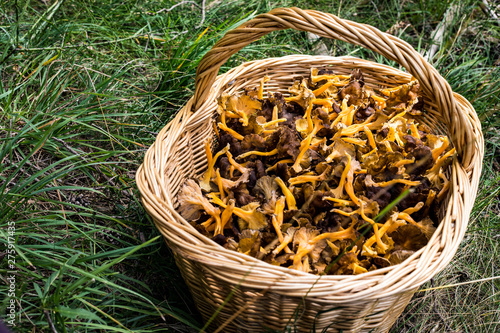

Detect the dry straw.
[{"left": 136, "top": 7, "right": 484, "bottom": 332}]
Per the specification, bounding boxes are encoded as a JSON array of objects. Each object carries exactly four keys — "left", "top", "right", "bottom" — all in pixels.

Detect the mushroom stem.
[
  {"left": 349, "top": 262, "right": 368, "bottom": 275},
  {"left": 200, "top": 217, "right": 216, "bottom": 232},
  {"left": 226, "top": 150, "right": 247, "bottom": 174},
  {"left": 429, "top": 148, "right": 456, "bottom": 174},
  {"left": 362, "top": 214, "right": 398, "bottom": 256},
  {"left": 344, "top": 162, "right": 360, "bottom": 206},
  {"left": 330, "top": 102, "right": 352, "bottom": 127},
  {"left": 383, "top": 140, "right": 393, "bottom": 152},
  {"left": 217, "top": 200, "right": 235, "bottom": 235},
  {"left": 288, "top": 165, "right": 331, "bottom": 186},
  {"left": 323, "top": 197, "right": 355, "bottom": 207},
  {"left": 361, "top": 148, "right": 378, "bottom": 160},
  {"left": 204, "top": 139, "right": 213, "bottom": 166},
  {"left": 364, "top": 125, "right": 376, "bottom": 149},
  {"left": 388, "top": 110, "right": 407, "bottom": 123},
  {"left": 332, "top": 205, "right": 386, "bottom": 251},
  {"left": 210, "top": 194, "right": 267, "bottom": 230},
  {"left": 336, "top": 114, "right": 375, "bottom": 137},
  {"left": 266, "top": 159, "right": 294, "bottom": 173},
  {"left": 402, "top": 202, "right": 424, "bottom": 215},
  {"left": 358, "top": 201, "right": 377, "bottom": 225},
  {"left": 271, "top": 216, "right": 283, "bottom": 243},
  {"left": 312, "top": 81, "right": 334, "bottom": 96},
  {"left": 340, "top": 95, "right": 357, "bottom": 126},
  {"left": 259, "top": 118, "right": 287, "bottom": 128},
  {"left": 218, "top": 121, "right": 244, "bottom": 140},
  {"left": 292, "top": 134, "right": 313, "bottom": 173},
  {"left": 394, "top": 130, "right": 406, "bottom": 147},
  {"left": 437, "top": 178, "right": 450, "bottom": 201},
  {"left": 273, "top": 228, "right": 295, "bottom": 255},
  {"left": 310, "top": 225, "right": 356, "bottom": 243},
  {"left": 309, "top": 137, "right": 327, "bottom": 151},
  {"left": 229, "top": 165, "right": 235, "bottom": 179},
  {"left": 258, "top": 75, "right": 270, "bottom": 100},
  {"left": 272, "top": 197, "right": 286, "bottom": 242},
  {"left": 213, "top": 121, "right": 220, "bottom": 140},
  {"left": 275, "top": 177, "right": 297, "bottom": 210},
  {"left": 236, "top": 148, "right": 279, "bottom": 160},
  {"left": 392, "top": 158, "right": 415, "bottom": 168},
  {"left": 272, "top": 105, "right": 278, "bottom": 121},
  {"left": 376, "top": 179, "right": 420, "bottom": 188},
  {"left": 291, "top": 118, "right": 324, "bottom": 172},
  {"left": 330, "top": 153, "right": 351, "bottom": 198},
  {"left": 293, "top": 245, "right": 315, "bottom": 267},
  {"left": 410, "top": 122, "right": 420, "bottom": 139},
  {"left": 426, "top": 190, "right": 436, "bottom": 206},
  {"left": 312, "top": 98, "right": 333, "bottom": 109},
  {"left": 200, "top": 144, "right": 230, "bottom": 191},
  {"left": 215, "top": 168, "right": 225, "bottom": 200},
  {"left": 311, "top": 73, "right": 350, "bottom": 84},
  {"left": 370, "top": 94, "right": 387, "bottom": 110},
  {"left": 397, "top": 212, "right": 417, "bottom": 223},
  {"left": 304, "top": 98, "right": 314, "bottom": 133},
  {"left": 342, "top": 137, "right": 367, "bottom": 146}
]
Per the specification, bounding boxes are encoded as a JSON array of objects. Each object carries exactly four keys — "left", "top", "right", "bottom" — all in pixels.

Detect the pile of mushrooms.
[{"left": 178, "top": 68, "right": 455, "bottom": 275}]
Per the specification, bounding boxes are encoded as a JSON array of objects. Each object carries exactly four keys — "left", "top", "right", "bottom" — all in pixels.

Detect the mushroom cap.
[
  {"left": 372, "top": 256, "right": 391, "bottom": 268},
  {"left": 409, "top": 216, "right": 436, "bottom": 240},
  {"left": 253, "top": 175, "right": 278, "bottom": 201},
  {"left": 389, "top": 250, "right": 415, "bottom": 265},
  {"left": 389, "top": 224, "right": 428, "bottom": 251},
  {"left": 238, "top": 230, "right": 262, "bottom": 256},
  {"left": 227, "top": 94, "right": 262, "bottom": 118}
]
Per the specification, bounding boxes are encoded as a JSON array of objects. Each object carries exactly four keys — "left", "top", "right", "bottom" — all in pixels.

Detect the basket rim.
[
  {"left": 193, "top": 7, "right": 480, "bottom": 168},
  {"left": 137, "top": 54, "right": 484, "bottom": 300}
]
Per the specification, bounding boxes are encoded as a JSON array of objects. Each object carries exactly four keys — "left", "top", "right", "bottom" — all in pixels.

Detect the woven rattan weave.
[{"left": 136, "top": 7, "right": 484, "bottom": 333}]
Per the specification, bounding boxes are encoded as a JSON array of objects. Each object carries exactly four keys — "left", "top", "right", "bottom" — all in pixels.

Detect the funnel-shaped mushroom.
[
  {"left": 389, "top": 224, "right": 429, "bottom": 251},
  {"left": 178, "top": 180, "right": 223, "bottom": 235},
  {"left": 208, "top": 193, "right": 267, "bottom": 231}
]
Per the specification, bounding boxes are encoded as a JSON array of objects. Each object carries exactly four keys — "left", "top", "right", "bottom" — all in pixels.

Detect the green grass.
[{"left": 0, "top": 0, "right": 499, "bottom": 332}]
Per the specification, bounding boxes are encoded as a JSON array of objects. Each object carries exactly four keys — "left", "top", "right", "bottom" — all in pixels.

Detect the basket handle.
[{"left": 193, "top": 7, "right": 474, "bottom": 165}]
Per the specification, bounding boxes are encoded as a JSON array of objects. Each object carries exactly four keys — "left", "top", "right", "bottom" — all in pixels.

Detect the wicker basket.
[{"left": 136, "top": 7, "right": 484, "bottom": 333}]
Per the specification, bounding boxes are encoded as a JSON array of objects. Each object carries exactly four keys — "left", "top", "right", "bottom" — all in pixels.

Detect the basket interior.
[
  {"left": 142, "top": 55, "right": 468, "bottom": 290},
  {"left": 168, "top": 56, "right": 451, "bottom": 216}
]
